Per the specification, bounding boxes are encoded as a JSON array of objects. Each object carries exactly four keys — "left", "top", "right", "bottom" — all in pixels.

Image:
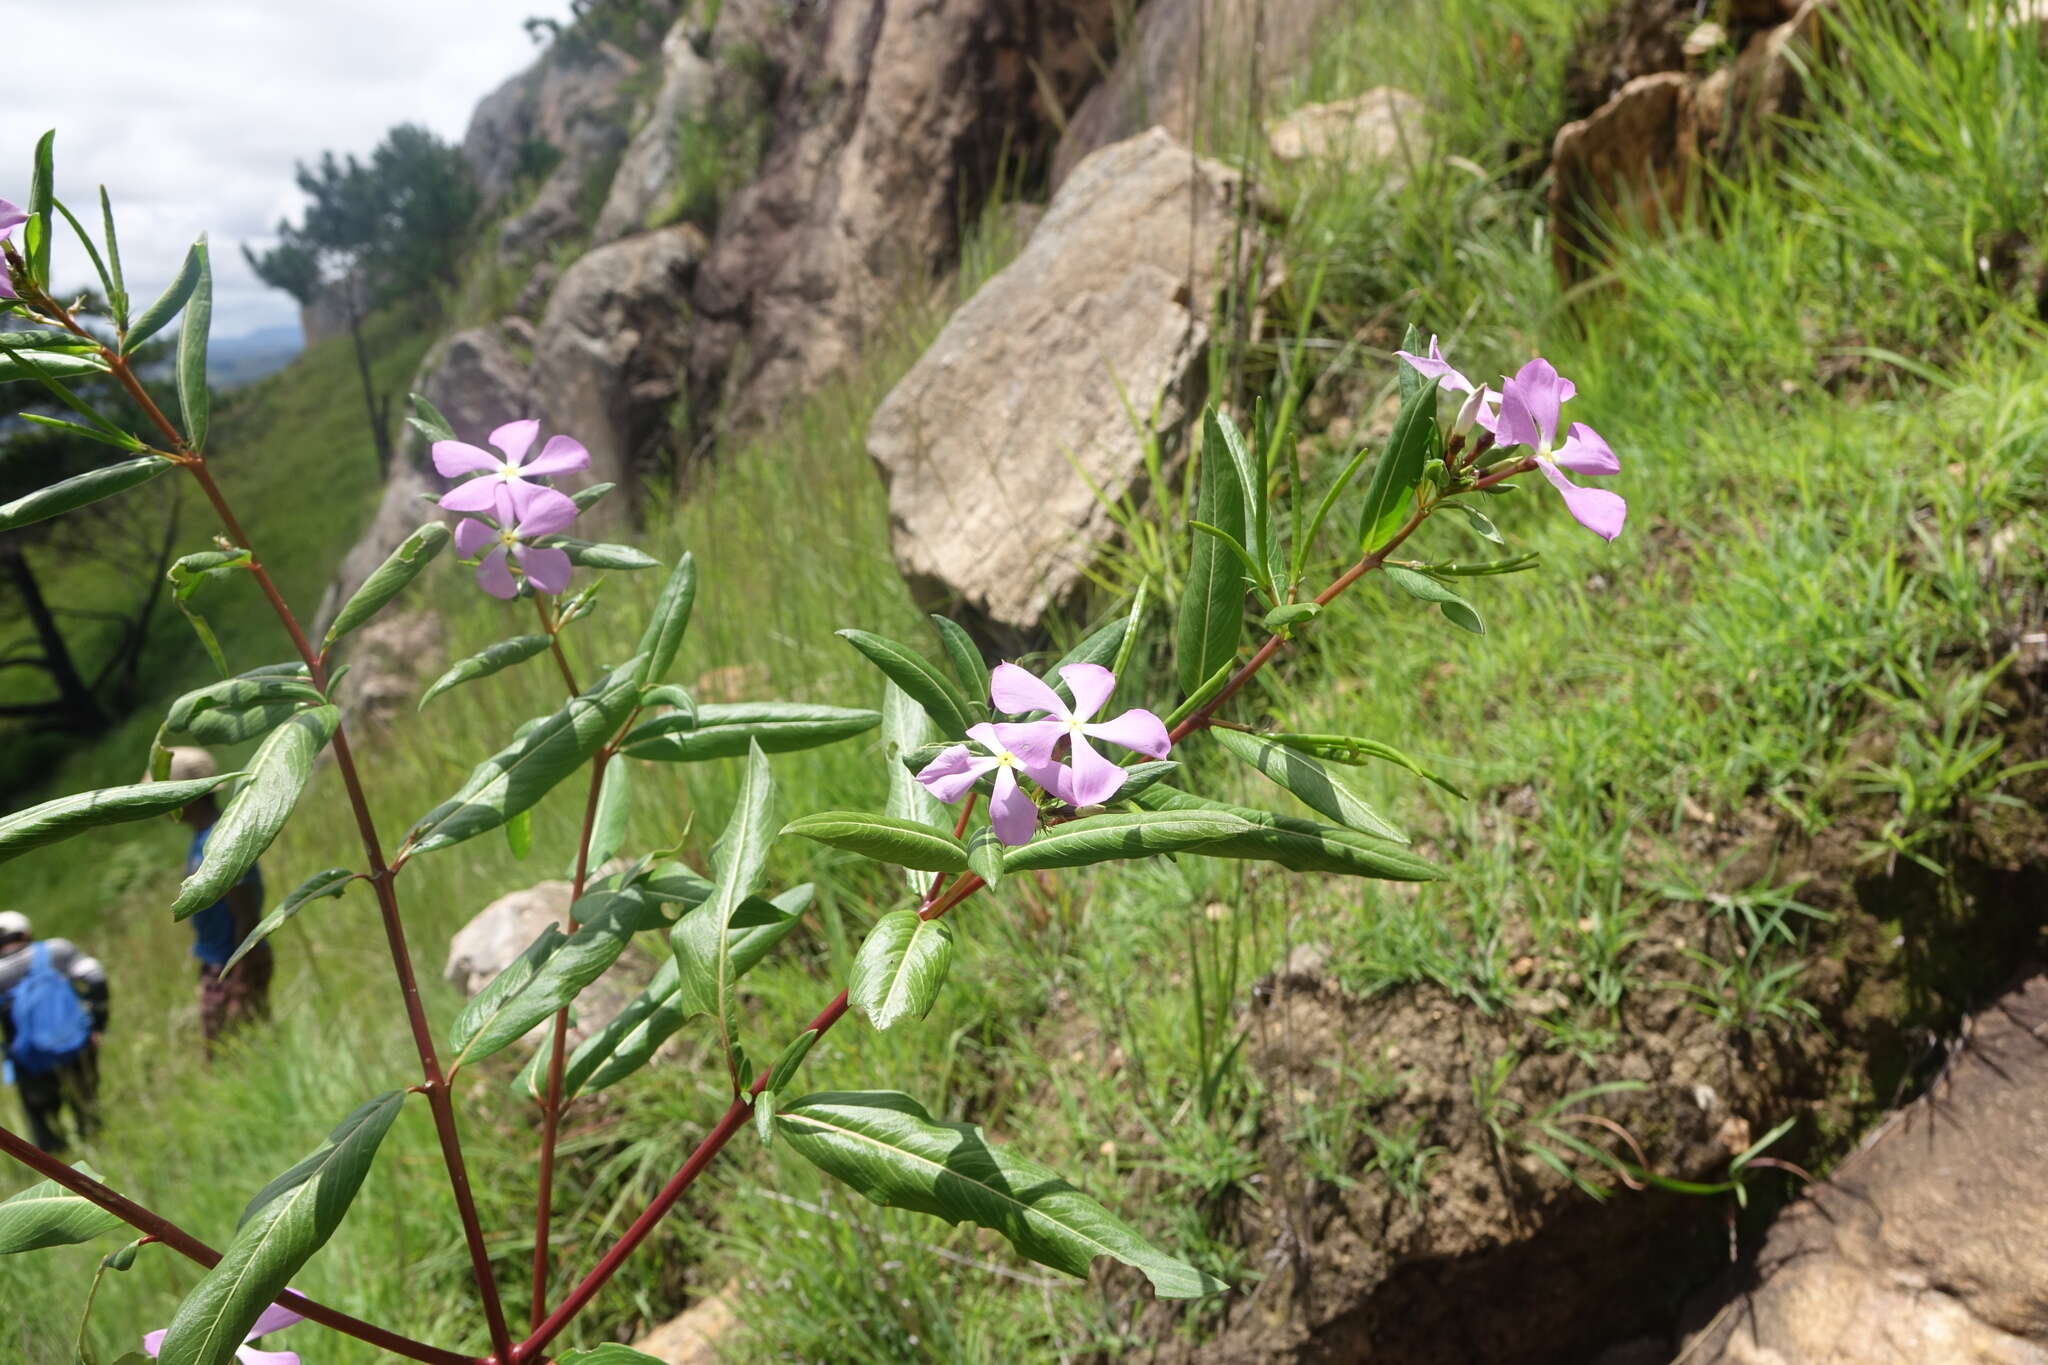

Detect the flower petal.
[
  {"left": 453, "top": 515, "right": 497, "bottom": 557},
  {"left": 143, "top": 1329, "right": 167, "bottom": 1357},
  {"left": 515, "top": 544, "right": 574, "bottom": 595},
  {"left": 477, "top": 547, "right": 518, "bottom": 599},
  {"left": 1063, "top": 735, "right": 1127, "bottom": 807},
  {"left": 432, "top": 441, "right": 500, "bottom": 478},
  {"left": 246, "top": 1303, "right": 306, "bottom": 1339},
  {"left": 489, "top": 418, "right": 540, "bottom": 465},
  {"left": 1553, "top": 422, "right": 1619, "bottom": 476},
  {"left": 1058, "top": 663, "right": 1115, "bottom": 722},
  {"left": 989, "top": 662, "right": 1067, "bottom": 719},
  {"left": 1082, "top": 707, "right": 1171, "bottom": 759},
  {"left": 1537, "top": 458, "right": 1627, "bottom": 541},
  {"left": 0, "top": 275, "right": 16, "bottom": 300},
  {"left": 917, "top": 744, "right": 995, "bottom": 803},
  {"left": 438, "top": 476, "right": 502, "bottom": 514},
  {"left": 234, "top": 1349, "right": 300, "bottom": 1365},
  {"left": 513, "top": 485, "right": 579, "bottom": 537},
  {"left": 988, "top": 766, "right": 1038, "bottom": 845},
  {"left": 1394, "top": 335, "right": 1475, "bottom": 396},
  {"left": 1505, "top": 357, "right": 1567, "bottom": 451},
  {"left": 520, "top": 433, "right": 590, "bottom": 477},
  {"left": 0, "top": 198, "right": 26, "bottom": 232},
  {"left": 992, "top": 719, "right": 1062, "bottom": 770}
]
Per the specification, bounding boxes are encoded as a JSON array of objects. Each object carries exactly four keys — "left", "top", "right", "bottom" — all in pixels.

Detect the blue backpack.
[{"left": 7, "top": 943, "right": 93, "bottom": 1077}]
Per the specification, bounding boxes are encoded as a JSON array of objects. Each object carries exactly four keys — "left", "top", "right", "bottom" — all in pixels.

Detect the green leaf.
[
  {"left": 101, "top": 188, "right": 128, "bottom": 326},
  {"left": 541, "top": 537, "right": 659, "bottom": 571},
  {"left": 1177, "top": 408, "right": 1249, "bottom": 697},
  {"left": 419, "top": 634, "right": 552, "bottom": 708},
  {"left": 1357, "top": 375, "right": 1441, "bottom": 554},
  {"left": 1002, "top": 810, "right": 1252, "bottom": 873},
  {"left": 633, "top": 550, "right": 697, "bottom": 688},
  {"left": 172, "top": 707, "right": 338, "bottom": 920},
  {"left": 449, "top": 924, "right": 569, "bottom": 1065},
  {"left": 16, "top": 410, "right": 144, "bottom": 452},
  {"left": 838, "top": 629, "right": 977, "bottom": 739},
  {"left": 1132, "top": 786, "right": 1440, "bottom": 881},
  {"left": 0, "top": 774, "right": 234, "bottom": 865},
  {"left": 504, "top": 807, "right": 534, "bottom": 860},
  {"left": 162, "top": 675, "right": 322, "bottom": 747},
  {"left": 620, "top": 701, "right": 880, "bottom": 763},
  {"left": 156, "top": 1094, "right": 402, "bottom": 1365},
  {"left": 557, "top": 1347, "right": 669, "bottom": 1365},
  {"left": 1211, "top": 729, "right": 1407, "bottom": 842},
  {"left": 556, "top": 956, "right": 680, "bottom": 1098},
  {"left": 1261, "top": 602, "right": 1321, "bottom": 630},
  {"left": 568, "top": 482, "right": 616, "bottom": 514},
  {"left": 965, "top": 827, "right": 1004, "bottom": 890},
  {"left": 777, "top": 1091, "right": 1226, "bottom": 1299},
  {"left": 783, "top": 811, "right": 967, "bottom": 873},
  {"left": 0, "top": 329, "right": 95, "bottom": 354},
  {"left": 1394, "top": 323, "right": 1427, "bottom": 403},
  {"left": 175, "top": 237, "right": 212, "bottom": 451},
  {"left": 0, "top": 1167, "right": 124, "bottom": 1253},
  {"left": 222, "top": 868, "right": 352, "bottom": 976},
  {"left": 126, "top": 240, "right": 205, "bottom": 354},
  {"left": 322, "top": 522, "right": 450, "bottom": 649},
  {"left": 165, "top": 548, "right": 252, "bottom": 679},
  {"left": 928, "top": 614, "right": 989, "bottom": 706},
  {"left": 25, "top": 131, "right": 54, "bottom": 286},
  {"left": 586, "top": 758, "right": 634, "bottom": 870},
  {"left": 849, "top": 911, "right": 955, "bottom": 1030},
  {"left": 406, "top": 665, "right": 641, "bottom": 855},
  {"left": 1109, "top": 580, "right": 1150, "bottom": 680},
  {"left": 54, "top": 198, "right": 118, "bottom": 318},
  {"left": 671, "top": 743, "right": 776, "bottom": 1065},
  {"left": 765, "top": 1028, "right": 820, "bottom": 1095},
  {"left": 1210, "top": 407, "right": 1268, "bottom": 597},
  {"left": 1264, "top": 732, "right": 1468, "bottom": 799},
  {"left": 1382, "top": 565, "right": 1484, "bottom": 635},
  {"left": 1454, "top": 503, "right": 1504, "bottom": 544},
  {"left": 882, "top": 682, "right": 948, "bottom": 893},
  {"left": 404, "top": 391, "right": 456, "bottom": 444},
  {"left": 0, "top": 456, "right": 175, "bottom": 533},
  {"left": 0, "top": 350, "right": 109, "bottom": 384}
]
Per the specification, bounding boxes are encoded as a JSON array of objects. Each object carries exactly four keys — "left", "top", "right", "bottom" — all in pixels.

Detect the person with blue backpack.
[{"left": 0, "top": 910, "right": 110, "bottom": 1153}]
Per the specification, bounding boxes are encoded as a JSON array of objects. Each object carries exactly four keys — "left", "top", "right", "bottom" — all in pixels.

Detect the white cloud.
[{"left": 1, "top": 0, "right": 574, "bottom": 338}]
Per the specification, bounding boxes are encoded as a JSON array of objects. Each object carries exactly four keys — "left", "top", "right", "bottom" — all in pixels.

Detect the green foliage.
[
  {"left": 171, "top": 706, "right": 338, "bottom": 919},
  {"left": 849, "top": 911, "right": 955, "bottom": 1030},
  {"left": 0, "top": 455, "right": 173, "bottom": 532},
  {"left": 321, "top": 521, "right": 450, "bottom": 649},
  {"left": 783, "top": 810, "right": 968, "bottom": 873},
  {"left": 0, "top": 1170, "right": 125, "bottom": 1254}
]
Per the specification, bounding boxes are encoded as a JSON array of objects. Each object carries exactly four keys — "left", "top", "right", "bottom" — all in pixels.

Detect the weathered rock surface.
[
  {"left": 632, "top": 1283, "right": 739, "bottom": 1364},
  {"left": 1051, "top": 0, "right": 1352, "bottom": 187},
  {"left": 533, "top": 225, "right": 707, "bottom": 498},
  {"left": 688, "top": 0, "right": 1116, "bottom": 422},
  {"left": 1678, "top": 970, "right": 2048, "bottom": 1364},
  {"left": 1267, "top": 87, "right": 1427, "bottom": 168},
  {"left": 868, "top": 128, "right": 1254, "bottom": 639},
  {"left": 332, "top": 610, "right": 444, "bottom": 731},
  {"left": 593, "top": 20, "right": 715, "bottom": 244}
]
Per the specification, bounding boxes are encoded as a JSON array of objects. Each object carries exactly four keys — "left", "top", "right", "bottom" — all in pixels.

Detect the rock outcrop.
[
  {"left": 868, "top": 128, "right": 1257, "bottom": 640},
  {"left": 332, "top": 609, "right": 443, "bottom": 731},
  {"left": 593, "top": 24, "right": 715, "bottom": 244}
]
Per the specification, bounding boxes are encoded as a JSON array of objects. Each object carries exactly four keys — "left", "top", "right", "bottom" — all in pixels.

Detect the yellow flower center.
[
  {"left": 498, "top": 528, "right": 519, "bottom": 549},
  {"left": 499, "top": 462, "right": 521, "bottom": 480}
]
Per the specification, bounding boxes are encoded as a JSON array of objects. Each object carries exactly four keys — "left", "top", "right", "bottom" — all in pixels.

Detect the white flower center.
[
  {"left": 499, "top": 462, "right": 521, "bottom": 480},
  {"left": 993, "top": 750, "right": 1016, "bottom": 768},
  {"left": 498, "top": 528, "right": 519, "bottom": 549}
]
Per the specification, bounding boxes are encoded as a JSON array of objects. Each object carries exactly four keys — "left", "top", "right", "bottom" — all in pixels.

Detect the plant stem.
[
  {"left": 0, "top": 1123, "right": 478, "bottom": 1365},
  {"left": 533, "top": 595, "right": 578, "bottom": 694}
]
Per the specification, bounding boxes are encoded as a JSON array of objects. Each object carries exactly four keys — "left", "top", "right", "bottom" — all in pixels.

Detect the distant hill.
[{"left": 208, "top": 324, "right": 303, "bottom": 389}]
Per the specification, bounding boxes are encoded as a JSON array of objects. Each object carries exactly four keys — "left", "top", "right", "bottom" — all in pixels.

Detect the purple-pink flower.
[
  {"left": 1493, "top": 357, "right": 1626, "bottom": 542},
  {"left": 992, "top": 662, "right": 1170, "bottom": 808},
  {"left": 0, "top": 198, "right": 27, "bottom": 301},
  {"left": 145, "top": 1299, "right": 302, "bottom": 1365},
  {"left": 1394, "top": 335, "right": 1500, "bottom": 437},
  {"left": 453, "top": 495, "right": 576, "bottom": 599},
  {"left": 434, "top": 419, "right": 586, "bottom": 522},
  {"left": 916, "top": 722, "right": 1062, "bottom": 846}
]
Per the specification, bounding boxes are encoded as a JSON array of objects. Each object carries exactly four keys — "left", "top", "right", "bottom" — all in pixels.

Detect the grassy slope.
[{"left": 7, "top": 0, "right": 2048, "bottom": 1360}]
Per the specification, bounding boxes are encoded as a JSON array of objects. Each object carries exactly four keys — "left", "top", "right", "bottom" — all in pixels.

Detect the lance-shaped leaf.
[
  {"left": 783, "top": 811, "right": 967, "bottom": 874},
  {"left": 155, "top": 1093, "right": 403, "bottom": 1365},
  {"left": 0, "top": 351, "right": 110, "bottom": 384},
  {"left": 125, "top": 239, "right": 206, "bottom": 353},
  {"left": 1045, "top": 615, "right": 1129, "bottom": 708},
  {"left": 24, "top": 131, "right": 54, "bottom": 284},
  {"left": 322, "top": 521, "right": 450, "bottom": 649},
  {"left": 1176, "top": 409, "right": 1250, "bottom": 698},
  {"left": 172, "top": 706, "right": 338, "bottom": 920},
  {"left": 1001, "top": 810, "right": 1253, "bottom": 873},
  {"left": 1382, "top": 565, "right": 1484, "bottom": 635},
  {"left": 635, "top": 551, "right": 697, "bottom": 688},
  {"left": 838, "top": 629, "right": 977, "bottom": 738},
  {"left": 558, "top": 1347, "right": 669, "bottom": 1365},
  {"left": 777, "top": 1091, "right": 1226, "bottom": 1299},
  {"left": 162, "top": 675, "right": 324, "bottom": 747},
  {"left": 1132, "top": 785, "right": 1440, "bottom": 881},
  {"left": 568, "top": 482, "right": 616, "bottom": 514},
  {"left": 1212, "top": 729, "right": 1407, "bottom": 843},
  {"left": 451, "top": 925, "right": 567, "bottom": 1064},
  {"left": 620, "top": 701, "right": 880, "bottom": 762},
  {"left": 0, "top": 1166, "right": 125, "bottom": 1253},
  {"left": 419, "top": 634, "right": 551, "bottom": 708},
  {"left": 222, "top": 868, "right": 353, "bottom": 976},
  {"left": 882, "top": 681, "right": 949, "bottom": 892},
  {"left": 849, "top": 911, "right": 954, "bottom": 1030},
  {"left": 166, "top": 548, "right": 252, "bottom": 679},
  {"left": 0, "top": 774, "right": 235, "bottom": 865},
  {"left": 404, "top": 391, "right": 456, "bottom": 444},
  {"left": 454, "top": 890, "right": 654, "bottom": 1067},
  {"left": 539, "top": 537, "right": 659, "bottom": 570},
  {"left": 1264, "top": 732, "right": 1468, "bottom": 799},
  {"left": 0, "top": 456, "right": 175, "bottom": 534},
  {"left": 175, "top": 236, "right": 212, "bottom": 451},
  {"left": 406, "top": 664, "right": 641, "bottom": 855},
  {"left": 1357, "top": 375, "right": 1441, "bottom": 554},
  {"left": 928, "top": 614, "right": 989, "bottom": 706},
  {"left": 672, "top": 743, "right": 776, "bottom": 1035},
  {"left": 585, "top": 758, "right": 634, "bottom": 870},
  {"left": 965, "top": 827, "right": 1005, "bottom": 890}
]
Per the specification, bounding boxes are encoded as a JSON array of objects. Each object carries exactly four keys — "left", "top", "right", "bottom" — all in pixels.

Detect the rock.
[
  {"left": 532, "top": 226, "right": 707, "bottom": 499},
  {"left": 593, "top": 19, "right": 715, "bottom": 244},
  {"left": 332, "top": 610, "right": 444, "bottom": 730},
  {"left": 1051, "top": 0, "right": 1353, "bottom": 188},
  {"left": 513, "top": 261, "right": 561, "bottom": 320},
  {"left": 688, "top": 0, "right": 1115, "bottom": 422},
  {"left": 443, "top": 878, "right": 646, "bottom": 1051},
  {"left": 633, "top": 1283, "right": 739, "bottom": 1364},
  {"left": 1267, "top": 87, "right": 1427, "bottom": 169},
  {"left": 1678, "top": 970, "right": 2048, "bottom": 1364},
  {"left": 867, "top": 128, "right": 1257, "bottom": 640}
]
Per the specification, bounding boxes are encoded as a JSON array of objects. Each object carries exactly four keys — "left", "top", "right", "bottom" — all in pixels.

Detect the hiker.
[
  {"left": 0, "top": 911, "right": 109, "bottom": 1153},
  {"left": 164, "top": 747, "right": 273, "bottom": 1050}
]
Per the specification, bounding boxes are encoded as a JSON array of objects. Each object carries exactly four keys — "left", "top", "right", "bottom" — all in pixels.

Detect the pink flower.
[
  {"left": 145, "top": 1300, "right": 302, "bottom": 1365},
  {"left": 433, "top": 419, "right": 586, "bottom": 522},
  {"left": 1493, "top": 357, "right": 1626, "bottom": 542},
  {"left": 0, "top": 198, "right": 27, "bottom": 301},
  {"left": 1394, "top": 335, "right": 1500, "bottom": 436},
  {"left": 916, "top": 722, "right": 1063, "bottom": 846},
  {"left": 991, "top": 663, "right": 1169, "bottom": 808},
  {"left": 453, "top": 496, "right": 576, "bottom": 599}
]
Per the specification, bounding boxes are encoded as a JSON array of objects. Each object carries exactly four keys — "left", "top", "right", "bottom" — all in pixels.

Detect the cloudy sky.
[{"left": 2, "top": 0, "right": 573, "bottom": 339}]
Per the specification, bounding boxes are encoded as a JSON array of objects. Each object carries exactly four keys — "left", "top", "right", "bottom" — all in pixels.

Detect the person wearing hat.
[
  {"left": 0, "top": 910, "right": 110, "bottom": 1152},
  {"left": 164, "top": 747, "right": 273, "bottom": 1051}
]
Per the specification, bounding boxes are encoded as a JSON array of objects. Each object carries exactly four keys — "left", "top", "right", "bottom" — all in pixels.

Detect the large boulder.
[
  {"left": 592, "top": 21, "right": 716, "bottom": 244},
  {"left": 1677, "top": 970, "right": 2048, "bottom": 1363},
  {"left": 867, "top": 128, "right": 1256, "bottom": 641},
  {"left": 532, "top": 225, "right": 707, "bottom": 499},
  {"left": 687, "top": 0, "right": 1117, "bottom": 422}
]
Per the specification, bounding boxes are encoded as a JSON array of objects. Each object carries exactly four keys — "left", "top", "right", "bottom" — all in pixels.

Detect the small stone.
[{"left": 1683, "top": 21, "right": 1729, "bottom": 60}]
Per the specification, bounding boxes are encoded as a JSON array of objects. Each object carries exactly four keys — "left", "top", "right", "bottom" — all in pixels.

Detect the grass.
[{"left": 7, "top": 0, "right": 2048, "bottom": 1360}]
